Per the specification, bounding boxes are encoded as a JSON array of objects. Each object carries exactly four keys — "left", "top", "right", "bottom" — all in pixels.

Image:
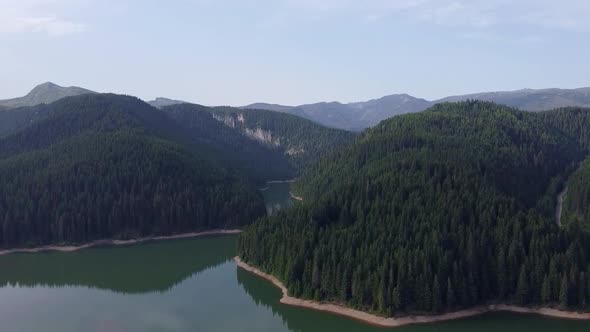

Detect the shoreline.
[
  {"left": 267, "top": 179, "right": 296, "bottom": 184},
  {"left": 0, "top": 229, "right": 242, "bottom": 256},
  {"left": 289, "top": 192, "right": 304, "bottom": 201},
  {"left": 235, "top": 257, "right": 590, "bottom": 328}
]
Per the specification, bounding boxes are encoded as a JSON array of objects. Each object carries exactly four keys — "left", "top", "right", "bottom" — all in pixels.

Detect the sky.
[{"left": 0, "top": 0, "right": 589, "bottom": 106}]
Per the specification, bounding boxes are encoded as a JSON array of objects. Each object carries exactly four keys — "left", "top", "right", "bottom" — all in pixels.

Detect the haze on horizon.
[{"left": 1, "top": 0, "right": 589, "bottom": 106}]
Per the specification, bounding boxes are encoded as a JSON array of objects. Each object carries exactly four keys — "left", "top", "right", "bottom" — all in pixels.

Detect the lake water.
[{"left": 0, "top": 182, "right": 588, "bottom": 331}]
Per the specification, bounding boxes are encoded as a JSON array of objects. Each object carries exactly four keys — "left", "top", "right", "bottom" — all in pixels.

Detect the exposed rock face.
[
  {"left": 211, "top": 112, "right": 304, "bottom": 154},
  {"left": 244, "top": 128, "right": 281, "bottom": 147},
  {"left": 212, "top": 113, "right": 238, "bottom": 128},
  {"left": 286, "top": 147, "right": 305, "bottom": 156}
]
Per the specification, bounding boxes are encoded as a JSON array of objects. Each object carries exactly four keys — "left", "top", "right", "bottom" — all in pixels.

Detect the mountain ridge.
[
  {"left": 0, "top": 82, "right": 95, "bottom": 109},
  {"left": 147, "top": 97, "right": 187, "bottom": 108},
  {"left": 6, "top": 83, "right": 590, "bottom": 131},
  {"left": 244, "top": 87, "right": 590, "bottom": 130}
]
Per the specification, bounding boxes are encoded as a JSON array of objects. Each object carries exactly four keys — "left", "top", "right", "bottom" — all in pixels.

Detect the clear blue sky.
[{"left": 1, "top": 0, "right": 589, "bottom": 106}]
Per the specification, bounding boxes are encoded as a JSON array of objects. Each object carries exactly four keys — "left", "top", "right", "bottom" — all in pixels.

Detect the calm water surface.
[{"left": 0, "top": 182, "right": 588, "bottom": 331}]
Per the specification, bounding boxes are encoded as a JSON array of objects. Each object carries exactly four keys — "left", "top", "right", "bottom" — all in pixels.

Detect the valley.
[
  {"left": 3, "top": 1, "right": 589, "bottom": 330},
  {"left": 1, "top": 84, "right": 590, "bottom": 330}
]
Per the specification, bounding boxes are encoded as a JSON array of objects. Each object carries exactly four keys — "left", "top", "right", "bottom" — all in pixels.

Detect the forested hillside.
[
  {"left": 541, "top": 107, "right": 590, "bottom": 231},
  {"left": 239, "top": 101, "right": 590, "bottom": 316},
  {"left": 205, "top": 107, "right": 356, "bottom": 172},
  {"left": 161, "top": 104, "right": 355, "bottom": 175},
  {"left": 540, "top": 107, "right": 590, "bottom": 149},
  {"left": 0, "top": 94, "right": 266, "bottom": 248},
  {"left": 0, "top": 104, "right": 53, "bottom": 138},
  {"left": 161, "top": 104, "right": 294, "bottom": 181},
  {"left": 562, "top": 159, "right": 590, "bottom": 231}
]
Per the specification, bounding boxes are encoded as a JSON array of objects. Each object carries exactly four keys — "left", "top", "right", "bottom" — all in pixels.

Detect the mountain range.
[
  {"left": 3, "top": 83, "right": 590, "bottom": 131},
  {"left": 244, "top": 88, "right": 590, "bottom": 130}
]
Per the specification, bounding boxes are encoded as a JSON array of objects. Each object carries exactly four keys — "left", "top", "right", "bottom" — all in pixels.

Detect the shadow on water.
[
  {"left": 261, "top": 181, "right": 294, "bottom": 215},
  {"left": 236, "top": 268, "right": 590, "bottom": 332},
  {"left": 0, "top": 235, "right": 237, "bottom": 294}
]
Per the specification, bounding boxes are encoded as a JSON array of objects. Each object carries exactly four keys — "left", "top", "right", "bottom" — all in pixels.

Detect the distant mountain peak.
[
  {"left": 147, "top": 97, "right": 187, "bottom": 108},
  {"left": 35, "top": 81, "right": 59, "bottom": 88},
  {"left": 0, "top": 82, "right": 95, "bottom": 109}
]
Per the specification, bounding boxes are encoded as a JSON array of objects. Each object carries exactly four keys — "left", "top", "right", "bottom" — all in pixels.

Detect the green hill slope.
[
  {"left": 239, "top": 101, "right": 590, "bottom": 315},
  {"left": 204, "top": 106, "right": 356, "bottom": 173},
  {"left": 161, "top": 104, "right": 295, "bottom": 181},
  {"left": 0, "top": 94, "right": 266, "bottom": 248}
]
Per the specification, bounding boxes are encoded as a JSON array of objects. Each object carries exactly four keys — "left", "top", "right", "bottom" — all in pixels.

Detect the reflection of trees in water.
[
  {"left": 262, "top": 183, "right": 294, "bottom": 217},
  {"left": 0, "top": 236, "right": 236, "bottom": 294},
  {"left": 266, "top": 203, "right": 287, "bottom": 216},
  {"left": 237, "top": 268, "right": 304, "bottom": 332},
  {"left": 236, "top": 268, "right": 373, "bottom": 332},
  {"left": 237, "top": 267, "right": 590, "bottom": 332}
]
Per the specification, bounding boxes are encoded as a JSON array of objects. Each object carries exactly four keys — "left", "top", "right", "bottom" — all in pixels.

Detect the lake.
[{"left": 0, "top": 182, "right": 588, "bottom": 331}]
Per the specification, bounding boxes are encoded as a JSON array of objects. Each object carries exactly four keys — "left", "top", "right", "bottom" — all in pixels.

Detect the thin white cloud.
[
  {"left": 0, "top": 16, "right": 86, "bottom": 36},
  {"left": 283, "top": 0, "right": 590, "bottom": 31},
  {"left": 0, "top": 0, "right": 86, "bottom": 36}
]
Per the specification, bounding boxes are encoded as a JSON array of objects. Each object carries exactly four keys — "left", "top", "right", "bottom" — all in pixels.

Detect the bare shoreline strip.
[
  {"left": 0, "top": 229, "right": 242, "bottom": 256},
  {"left": 267, "top": 179, "right": 297, "bottom": 184},
  {"left": 234, "top": 257, "right": 590, "bottom": 328},
  {"left": 289, "top": 192, "right": 304, "bottom": 201}
]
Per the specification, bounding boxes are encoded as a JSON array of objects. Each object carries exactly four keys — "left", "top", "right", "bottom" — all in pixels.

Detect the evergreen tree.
[
  {"left": 516, "top": 266, "right": 529, "bottom": 305},
  {"left": 560, "top": 275, "right": 569, "bottom": 309}
]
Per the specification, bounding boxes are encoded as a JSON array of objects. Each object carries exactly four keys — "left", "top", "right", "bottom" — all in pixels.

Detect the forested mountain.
[
  {"left": 246, "top": 88, "right": 590, "bottom": 130},
  {"left": 562, "top": 159, "right": 590, "bottom": 231},
  {"left": 204, "top": 106, "right": 356, "bottom": 172},
  {"left": 0, "top": 82, "right": 95, "bottom": 108},
  {"left": 161, "top": 103, "right": 295, "bottom": 181},
  {"left": 5, "top": 83, "right": 588, "bottom": 131},
  {"left": 0, "top": 103, "right": 58, "bottom": 138},
  {"left": 0, "top": 94, "right": 354, "bottom": 249},
  {"left": 0, "top": 94, "right": 266, "bottom": 248},
  {"left": 239, "top": 101, "right": 590, "bottom": 316},
  {"left": 540, "top": 107, "right": 590, "bottom": 232}
]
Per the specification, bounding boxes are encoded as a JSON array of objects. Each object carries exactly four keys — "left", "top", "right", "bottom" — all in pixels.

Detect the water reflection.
[
  {"left": 236, "top": 266, "right": 590, "bottom": 332},
  {"left": 0, "top": 235, "right": 236, "bottom": 293},
  {"left": 261, "top": 182, "right": 294, "bottom": 215}
]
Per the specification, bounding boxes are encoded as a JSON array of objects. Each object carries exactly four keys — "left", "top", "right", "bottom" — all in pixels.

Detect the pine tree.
[
  {"left": 516, "top": 266, "right": 529, "bottom": 305},
  {"left": 560, "top": 275, "right": 569, "bottom": 309},
  {"left": 541, "top": 275, "right": 552, "bottom": 303},
  {"left": 432, "top": 276, "right": 442, "bottom": 313},
  {"left": 446, "top": 278, "right": 456, "bottom": 310}
]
